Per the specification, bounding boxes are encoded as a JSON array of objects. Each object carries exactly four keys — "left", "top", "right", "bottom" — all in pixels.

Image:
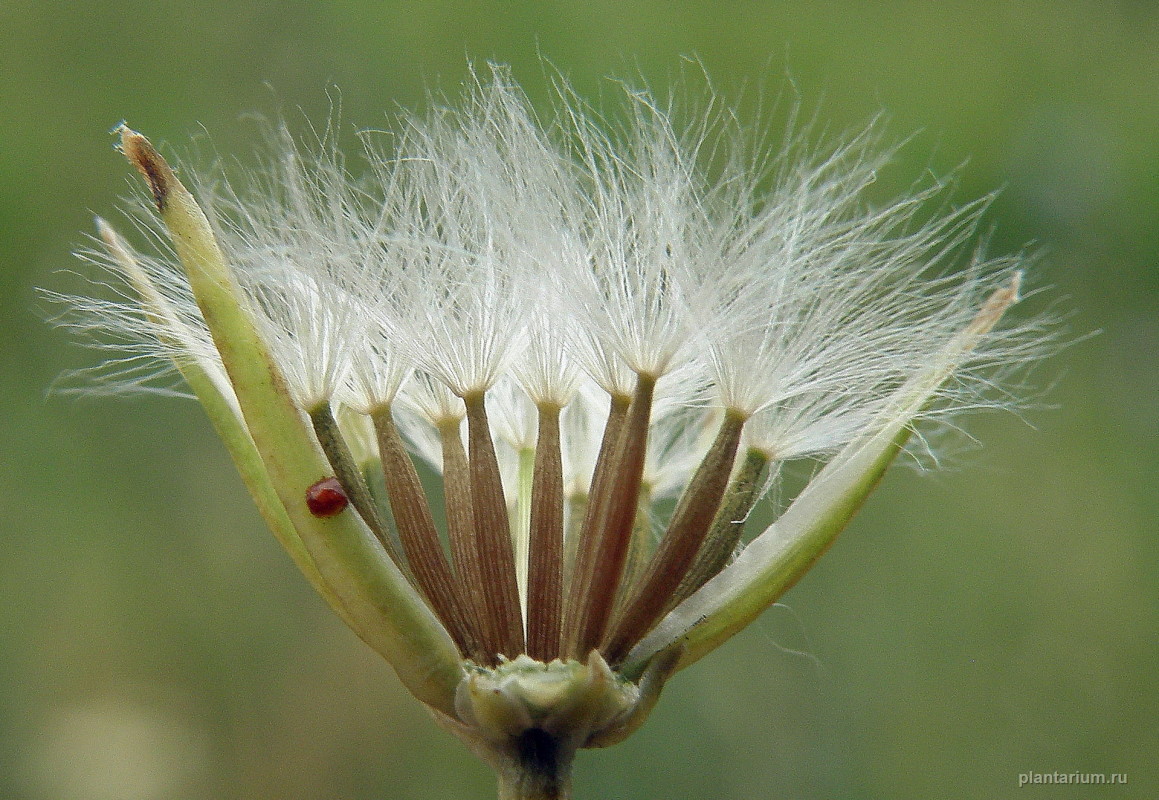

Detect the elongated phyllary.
[{"left": 56, "top": 67, "right": 1050, "bottom": 800}]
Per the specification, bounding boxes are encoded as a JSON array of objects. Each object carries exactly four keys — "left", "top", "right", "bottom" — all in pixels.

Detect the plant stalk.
[{"left": 494, "top": 730, "right": 574, "bottom": 800}]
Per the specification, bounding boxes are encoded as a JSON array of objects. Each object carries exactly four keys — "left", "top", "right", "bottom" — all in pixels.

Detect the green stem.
[{"left": 494, "top": 730, "right": 574, "bottom": 800}]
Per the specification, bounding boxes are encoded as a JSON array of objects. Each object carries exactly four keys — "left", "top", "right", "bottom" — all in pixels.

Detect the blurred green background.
[{"left": 2, "top": 1, "right": 1156, "bottom": 798}]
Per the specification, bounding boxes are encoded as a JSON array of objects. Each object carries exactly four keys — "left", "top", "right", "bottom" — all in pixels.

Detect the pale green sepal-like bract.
[
  {"left": 623, "top": 274, "right": 1022, "bottom": 676},
  {"left": 96, "top": 219, "right": 342, "bottom": 614},
  {"left": 118, "top": 127, "right": 465, "bottom": 716}
]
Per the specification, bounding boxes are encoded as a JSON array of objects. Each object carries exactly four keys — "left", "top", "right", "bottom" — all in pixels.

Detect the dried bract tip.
[
  {"left": 117, "top": 125, "right": 173, "bottom": 211},
  {"left": 971, "top": 270, "right": 1023, "bottom": 335}
]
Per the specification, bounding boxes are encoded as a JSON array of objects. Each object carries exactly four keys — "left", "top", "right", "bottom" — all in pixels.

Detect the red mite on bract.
[{"left": 306, "top": 477, "right": 348, "bottom": 517}]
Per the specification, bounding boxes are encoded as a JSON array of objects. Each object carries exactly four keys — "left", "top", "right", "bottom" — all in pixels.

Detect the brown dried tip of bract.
[
  {"left": 116, "top": 125, "right": 174, "bottom": 212},
  {"left": 967, "top": 270, "right": 1023, "bottom": 337}
]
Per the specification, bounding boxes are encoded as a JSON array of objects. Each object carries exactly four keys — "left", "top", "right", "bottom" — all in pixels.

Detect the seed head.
[{"left": 55, "top": 64, "right": 1053, "bottom": 797}]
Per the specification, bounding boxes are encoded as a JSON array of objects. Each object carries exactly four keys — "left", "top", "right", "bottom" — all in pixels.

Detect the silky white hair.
[{"left": 57, "top": 64, "right": 1051, "bottom": 502}]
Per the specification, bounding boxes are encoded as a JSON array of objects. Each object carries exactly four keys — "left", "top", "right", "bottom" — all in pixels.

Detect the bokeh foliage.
[{"left": 1, "top": 1, "right": 1155, "bottom": 798}]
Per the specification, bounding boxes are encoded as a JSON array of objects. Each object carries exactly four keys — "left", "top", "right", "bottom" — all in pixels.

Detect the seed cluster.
[
  {"left": 62, "top": 69, "right": 1043, "bottom": 681},
  {"left": 310, "top": 374, "right": 766, "bottom": 668}
]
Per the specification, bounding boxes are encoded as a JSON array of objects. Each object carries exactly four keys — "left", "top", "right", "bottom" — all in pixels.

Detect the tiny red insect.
[{"left": 306, "top": 477, "right": 348, "bottom": 517}]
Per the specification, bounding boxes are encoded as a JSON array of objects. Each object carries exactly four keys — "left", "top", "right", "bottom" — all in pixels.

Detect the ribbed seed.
[
  {"left": 564, "top": 375, "right": 655, "bottom": 659},
  {"left": 560, "top": 395, "right": 628, "bottom": 656},
  {"left": 665, "top": 448, "right": 769, "bottom": 614},
  {"left": 602, "top": 411, "right": 745, "bottom": 664},
  {"left": 463, "top": 392, "right": 525, "bottom": 658},
  {"left": 526, "top": 403, "right": 565, "bottom": 661},
  {"left": 308, "top": 404, "right": 405, "bottom": 568},
  {"left": 562, "top": 492, "right": 587, "bottom": 589},
  {"left": 360, "top": 458, "right": 409, "bottom": 578},
  {"left": 438, "top": 418, "right": 494, "bottom": 663},
  {"left": 513, "top": 446, "right": 535, "bottom": 620},
  {"left": 615, "top": 485, "right": 655, "bottom": 612},
  {"left": 371, "top": 407, "right": 483, "bottom": 660}
]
